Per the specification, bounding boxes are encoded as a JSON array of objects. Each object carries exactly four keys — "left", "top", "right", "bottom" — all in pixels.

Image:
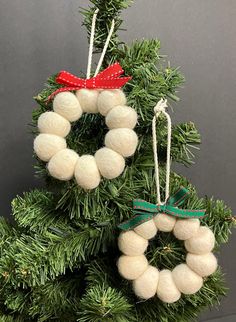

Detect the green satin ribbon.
[{"left": 118, "top": 186, "right": 206, "bottom": 231}]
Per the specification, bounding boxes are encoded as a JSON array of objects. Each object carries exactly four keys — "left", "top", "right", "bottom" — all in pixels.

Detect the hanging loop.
[
  {"left": 152, "top": 99, "right": 172, "bottom": 205},
  {"left": 86, "top": 9, "right": 115, "bottom": 79}
]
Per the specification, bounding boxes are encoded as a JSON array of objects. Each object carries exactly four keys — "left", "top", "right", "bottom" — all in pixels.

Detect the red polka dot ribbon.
[{"left": 47, "top": 62, "right": 132, "bottom": 101}]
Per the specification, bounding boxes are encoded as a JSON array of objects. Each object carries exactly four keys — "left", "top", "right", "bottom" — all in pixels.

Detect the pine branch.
[
  {"left": 28, "top": 276, "right": 81, "bottom": 321},
  {"left": 203, "top": 198, "right": 235, "bottom": 245},
  {"left": 77, "top": 284, "right": 135, "bottom": 322},
  {"left": 0, "top": 315, "right": 27, "bottom": 322},
  {"left": 11, "top": 190, "right": 78, "bottom": 235},
  {"left": 0, "top": 221, "right": 115, "bottom": 288}
]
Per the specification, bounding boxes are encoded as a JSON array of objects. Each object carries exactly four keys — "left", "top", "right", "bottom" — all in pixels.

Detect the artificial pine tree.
[{"left": 0, "top": 1, "right": 235, "bottom": 321}]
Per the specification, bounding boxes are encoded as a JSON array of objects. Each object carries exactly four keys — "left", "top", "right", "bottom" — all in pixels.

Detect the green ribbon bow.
[{"left": 118, "top": 187, "right": 206, "bottom": 231}]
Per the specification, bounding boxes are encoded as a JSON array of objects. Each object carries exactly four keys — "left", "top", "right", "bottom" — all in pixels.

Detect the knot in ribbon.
[
  {"left": 118, "top": 187, "right": 206, "bottom": 231},
  {"left": 47, "top": 62, "right": 131, "bottom": 101}
]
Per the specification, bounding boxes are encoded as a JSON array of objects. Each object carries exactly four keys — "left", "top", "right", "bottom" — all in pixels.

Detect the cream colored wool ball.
[
  {"left": 133, "top": 266, "right": 159, "bottom": 300},
  {"left": 37, "top": 111, "right": 71, "bottom": 138},
  {"left": 97, "top": 89, "right": 127, "bottom": 116},
  {"left": 53, "top": 92, "right": 82, "bottom": 122},
  {"left": 154, "top": 213, "right": 176, "bottom": 232},
  {"left": 134, "top": 220, "right": 157, "bottom": 240},
  {"left": 117, "top": 255, "right": 148, "bottom": 280},
  {"left": 186, "top": 252, "right": 218, "bottom": 277},
  {"left": 184, "top": 226, "right": 215, "bottom": 255},
  {"left": 118, "top": 231, "right": 148, "bottom": 256},
  {"left": 76, "top": 89, "right": 99, "bottom": 113},
  {"left": 173, "top": 219, "right": 200, "bottom": 240},
  {"left": 105, "top": 105, "right": 138, "bottom": 129},
  {"left": 48, "top": 149, "right": 79, "bottom": 181},
  {"left": 34, "top": 134, "right": 67, "bottom": 162},
  {"left": 172, "top": 264, "right": 203, "bottom": 294},
  {"left": 95, "top": 147, "right": 125, "bottom": 179},
  {"left": 74, "top": 155, "right": 101, "bottom": 190},
  {"left": 104, "top": 128, "right": 138, "bottom": 157},
  {"left": 156, "top": 270, "right": 181, "bottom": 303}
]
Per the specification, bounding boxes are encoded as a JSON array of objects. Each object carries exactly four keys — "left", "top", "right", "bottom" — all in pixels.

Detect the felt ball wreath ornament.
[
  {"left": 33, "top": 10, "right": 138, "bottom": 190},
  {"left": 117, "top": 99, "right": 217, "bottom": 303}
]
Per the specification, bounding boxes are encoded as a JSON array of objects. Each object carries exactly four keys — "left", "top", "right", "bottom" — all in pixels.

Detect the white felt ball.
[
  {"left": 186, "top": 252, "right": 218, "bottom": 277},
  {"left": 34, "top": 134, "right": 67, "bottom": 162},
  {"left": 76, "top": 89, "right": 99, "bottom": 113},
  {"left": 118, "top": 231, "right": 148, "bottom": 256},
  {"left": 97, "top": 89, "right": 127, "bottom": 116},
  {"left": 48, "top": 148, "right": 79, "bottom": 181},
  {"left": 105, "top": 128, "right": 138, "bottom": 157},
  {"left": 105, "top": 105, "right": 138, "bottom": 129},
  {"left": 154, "top": 214, "right": 176, "bottom": 232},
  {"left": 133, "top": 266, "right": 159, "bottom": 300},
  {"left": 184, "top": 226, "right": 215, "bottom": 255},
  {"left": 156, "top": 270, "right": 181, "bottom": 303},
  {"left": 173, "top": 219, "right": 200, "bottom": 240},
  {"left": 117, "top": 255, "right": 148, "bottom": 280},
  {"left": 37, "top": 111, "right": 71, "bottom": 137},
  {"left": 53, "top": 92, "right": 83, "bottom": 122},
  {"left": 172, "top": 264, "right": 203, "bottom": 294},
  {"left": 95, "top": 147, "right": 125, "bottom": 179},
  {"left": 74, "top": 155, "right": 101, "bottom": 190},
  {"left": 134, "top": 220, "right": 157, "bottom": 240}
]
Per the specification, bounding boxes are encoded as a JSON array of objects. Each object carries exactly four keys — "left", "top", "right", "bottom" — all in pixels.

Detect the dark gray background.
[{"left": 0, "top": 0, "right": 235, "bottom": 321}]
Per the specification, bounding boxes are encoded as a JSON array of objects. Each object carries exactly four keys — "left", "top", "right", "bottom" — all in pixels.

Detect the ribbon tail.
[
  {"left": 133, "top": 199, "right": 158, "bottom": 213},
  {"left": 56, "top": 71, "right": 86, "bottom": 87},
  {"left": 47, "top": 87, "right": 81, "bottom": 102},
  {"left": 167, "top": 186, "right": 190, "bottom": 207},
  {"left": 95, "top": 62, "right": 124, "bottom": 79},
  {"left": 118, "top": 214, "right": 154, "bottom": 231},
  {"left": 93, "top": 77, "right": 132, "bottom": 89},
  {"left": 165, "top": 205, "right": 206, "bottom": 219}
]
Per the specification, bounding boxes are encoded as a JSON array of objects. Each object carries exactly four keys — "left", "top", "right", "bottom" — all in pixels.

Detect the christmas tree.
[{"left": 0, "top": 1, "right": 235, "bottom": 321}]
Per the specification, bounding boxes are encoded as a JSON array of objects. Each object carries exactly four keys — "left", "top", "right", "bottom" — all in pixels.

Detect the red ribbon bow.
[{"left": 48, "top": 62, "right": 131, "bottom": 101}]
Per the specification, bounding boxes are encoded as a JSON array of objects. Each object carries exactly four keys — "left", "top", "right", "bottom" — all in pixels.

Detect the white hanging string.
[
  {"left": 86, "top": 9, "right": 99, "bottom": 79},
  {"left": 86, "top": 8, "right": 115, "bottom": 79},
  {"left": 94, "top": 19, "right": 115, "bottom": 76},
  {"left": 152, "top": 99, "right": 172, "bottom": 205}
]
